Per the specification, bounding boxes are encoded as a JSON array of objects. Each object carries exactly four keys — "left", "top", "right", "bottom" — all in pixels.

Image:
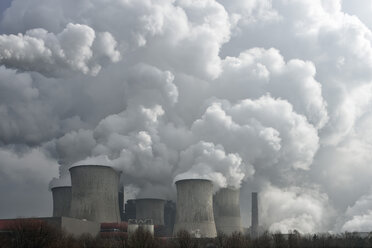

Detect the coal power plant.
[
  {"left": 213, "top": 187, "right": 242, "bottom": 235},
  {"left": 69, "top": 165, "right": 121, "bottom": 223},
  {"left": 173, "top": 179, "right": 217, "bottom": 238},
  {"left": 15, "top": 164, "right": 261, "bottom": 238},
  {"left": 51, "top": 186, "right": 72, "bottom": 217}
]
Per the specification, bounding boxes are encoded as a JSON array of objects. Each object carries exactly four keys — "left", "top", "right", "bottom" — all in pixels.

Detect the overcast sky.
[{"left": 1, "top": 0, "right": 372, "bottom": 233}]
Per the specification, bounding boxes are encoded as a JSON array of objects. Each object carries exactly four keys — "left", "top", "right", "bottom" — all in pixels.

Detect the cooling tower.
[
  {"left": 69, "top": 165, "right": 121, "bottom": 223},
  {"left": 51, "top": 186, "right": 72, "bottom": 217},
  {"left": 251, "top": 192, "right": 258, "bottom": 238},
  {"left": 213, "top": 188, "right": 242, "bottom": 235},
  {"left": 173, "top": 179, "right": 217, "bottom": 238},
  {"left": 135, "top": 198, "right": 165, "bottom": 225}
]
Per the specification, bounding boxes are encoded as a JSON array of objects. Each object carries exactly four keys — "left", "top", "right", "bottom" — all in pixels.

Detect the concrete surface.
[
  {"left": 69, "top": 165, "right": 121, "bottom": 223},
  {"left": 173, "top": 179, "right": 217, "bottom": 238}
]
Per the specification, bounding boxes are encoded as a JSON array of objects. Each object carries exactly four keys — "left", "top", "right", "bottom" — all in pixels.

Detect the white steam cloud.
[
  {"left": 0, "top": 0, "right": 372, "bottom": 233},
  {"left": 0, "top": 23, "right": 120, "bottom": 76}
]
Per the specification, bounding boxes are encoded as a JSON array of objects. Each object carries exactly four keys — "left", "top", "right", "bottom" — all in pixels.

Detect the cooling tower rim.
[
  {"left": 69, "top": 164, "right": 120, "bottom": 173},
  {"left": 135, "top": 198, "right": 166, "bottom": 202},
  {"left": 175, "top": 178, "right": 212, "bottom": 184},
  {"left": 214, "top": 187, "right": 240, "bottom": 193},
  {"left": 51, "top": 186, "right": 71, "bottom": 190},
  {"left": 218, "top": 186, "right": 239, "bottom": 190}
]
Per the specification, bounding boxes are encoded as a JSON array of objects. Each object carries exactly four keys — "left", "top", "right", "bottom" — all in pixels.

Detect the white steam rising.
[{"left": 1, "top": 0, "right": 372, "bottom": 233}]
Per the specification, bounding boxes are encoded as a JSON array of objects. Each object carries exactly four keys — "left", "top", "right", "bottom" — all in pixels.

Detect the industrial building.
[
  {"left": 164, "top": 200, "right": 176, "bottom": 236},
  {"left": 135, "top": 198, "right": 165, "bottom": 225},
  {"left": 213, "top": 187, "right": 242, "bottom": 235},
  {"left": 124, "top": 199, "right": 136, "bottom": 221},
  {"left": 51, "top": 186, "right": 71, "bottom": 217},
  {"left": 173, "top": 179, "right": 217, "bottom": 238},
  {"left": 0, "top": 217, "right": 100, "bottom": 237},
  {"left": 69, "top": 165, "right": 121, "bottom": 223},
  {"left": 2, "top": 163, "right": 261, "bottom": 239}
]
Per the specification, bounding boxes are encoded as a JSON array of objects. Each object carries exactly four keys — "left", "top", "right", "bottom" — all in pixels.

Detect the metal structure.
[
  {"left": 251, "top": 192, "right": 259, "bottom": 238},
  {"left": 128, "top": 219, "right": 154, "bottom": 236},
  {"left": 135, "top": 198, "right": 165, "bottom": 225},
  {"left": 51, "top": 186, "right": 72, "bottom": 217},
  {"left": 69, "top": 165, "right": 121, "bottom": 223},
  {"left": 173, "top": 179, "right": 217, "bottom": 238},
  {"left": 213, "top": 187, "right": 242, "bottom": 235}
]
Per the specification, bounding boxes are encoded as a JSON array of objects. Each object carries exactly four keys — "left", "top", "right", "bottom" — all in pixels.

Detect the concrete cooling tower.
[
  {"left": 173, "top": 179, "right": 217, "bottom": 238},
  {"left": 135, "top": 198, "right": 165, "bottom": 225},
  {"left": 69, "top": 165, "right": 121, "bottom": 223},
  {"left": 213, "top": 188, "right": 242, "bottom": 235},
  {"left": 51, "top": 186, "right": 72, "bottom": 217}
]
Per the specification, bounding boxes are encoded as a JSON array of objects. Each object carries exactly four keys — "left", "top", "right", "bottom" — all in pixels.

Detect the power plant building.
[
  {"left": 51, "top": 186, "right": 72, "bottom": 217},
  {"left": 69, "top": 165, "right": 121, "bottom": 223},
  {"left": 213, "top": 187, "right": 242, "bottom": 235},
  {"left": 135, "top": 198, "right": 165, "bottom": 225},
  {"left": 164, "top": 200, "right": 176, "bottom": 235},
  {"left": 173, "top": 179, "right": 217, "bottom": 238},
  {"left": 124, "top": 199, "right": 136, "bottom": 221}
]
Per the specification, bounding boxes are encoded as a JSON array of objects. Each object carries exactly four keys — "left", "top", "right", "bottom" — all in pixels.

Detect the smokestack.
[
  {"left": 173, "top": 179, "right": 217, "bottom": 238},
  {"left": 135, "top": 198, "right": 165, "bottom": 225},
  {"left": 69, "top": 165, "right": 121, "bottom": 223},
  {"left": 119, "top": 186, "right": 124, "bottom": 221},
  {"left": 213, "top": 187, "right": 242, "bottom": 235},
  {"left": 251, "top": 192, "right": 258, "bottom": 238},
  {"left": 51, "top": 186, "right": 71, "bottom": 217}
]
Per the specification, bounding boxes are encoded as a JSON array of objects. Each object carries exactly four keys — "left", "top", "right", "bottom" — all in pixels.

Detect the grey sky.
[{"left": 0, "top": 0, "right": 11, "bottom": 16}]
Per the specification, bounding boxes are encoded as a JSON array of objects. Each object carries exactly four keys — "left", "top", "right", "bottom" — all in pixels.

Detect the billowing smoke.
[
  {"left": 1, "top": 0, "right": 372, "bottom": 233},
  {"left": 0, "top": 23, "right": 120, "bottom": 76}
]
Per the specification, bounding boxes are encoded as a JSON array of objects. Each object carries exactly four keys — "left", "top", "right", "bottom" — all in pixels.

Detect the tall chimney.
[
  {"left": 51, "top": 186, "right": 71, "bottom": 217},
  {"left": 119, "top": 186, "right": 124, "bottom": 221},
  {"left": 213, "top": 187, "right": 242, "bottom": 235},
  {"left": 69, "top": 165, "right": 121, "bottom": 223},
  {"left": 251, "top": 192, "right": 259, "bottom": 238},
  {"left": 173, "top": 179, "right": 217, "bottom": 238}
]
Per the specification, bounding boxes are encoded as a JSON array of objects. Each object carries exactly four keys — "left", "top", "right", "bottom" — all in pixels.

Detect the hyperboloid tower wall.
[
  {"left": 213, "top": 187, "right": 242, "bottom": 235},
  {"left": 251, "top": 192, "right": 259, "bottom": 238},
  {"left": 135, "top": 198, "right": 165, "bottom": 225},
  {"left": 51, "top": 186, "right": 72, "bottom": 217},
  {"left": 69, "top": 165, "right": 121, "bottom": 223},
  {"left": 173, "top": 179, "right": 217, "bottom": 238}
]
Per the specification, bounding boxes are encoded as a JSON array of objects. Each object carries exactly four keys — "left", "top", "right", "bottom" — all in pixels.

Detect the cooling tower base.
[
  {"left": 174, "top": 221, "right": 217, "bottom": 238},
  {"left": 214, "top": 217, "right": 242, "bottom": 235}
]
